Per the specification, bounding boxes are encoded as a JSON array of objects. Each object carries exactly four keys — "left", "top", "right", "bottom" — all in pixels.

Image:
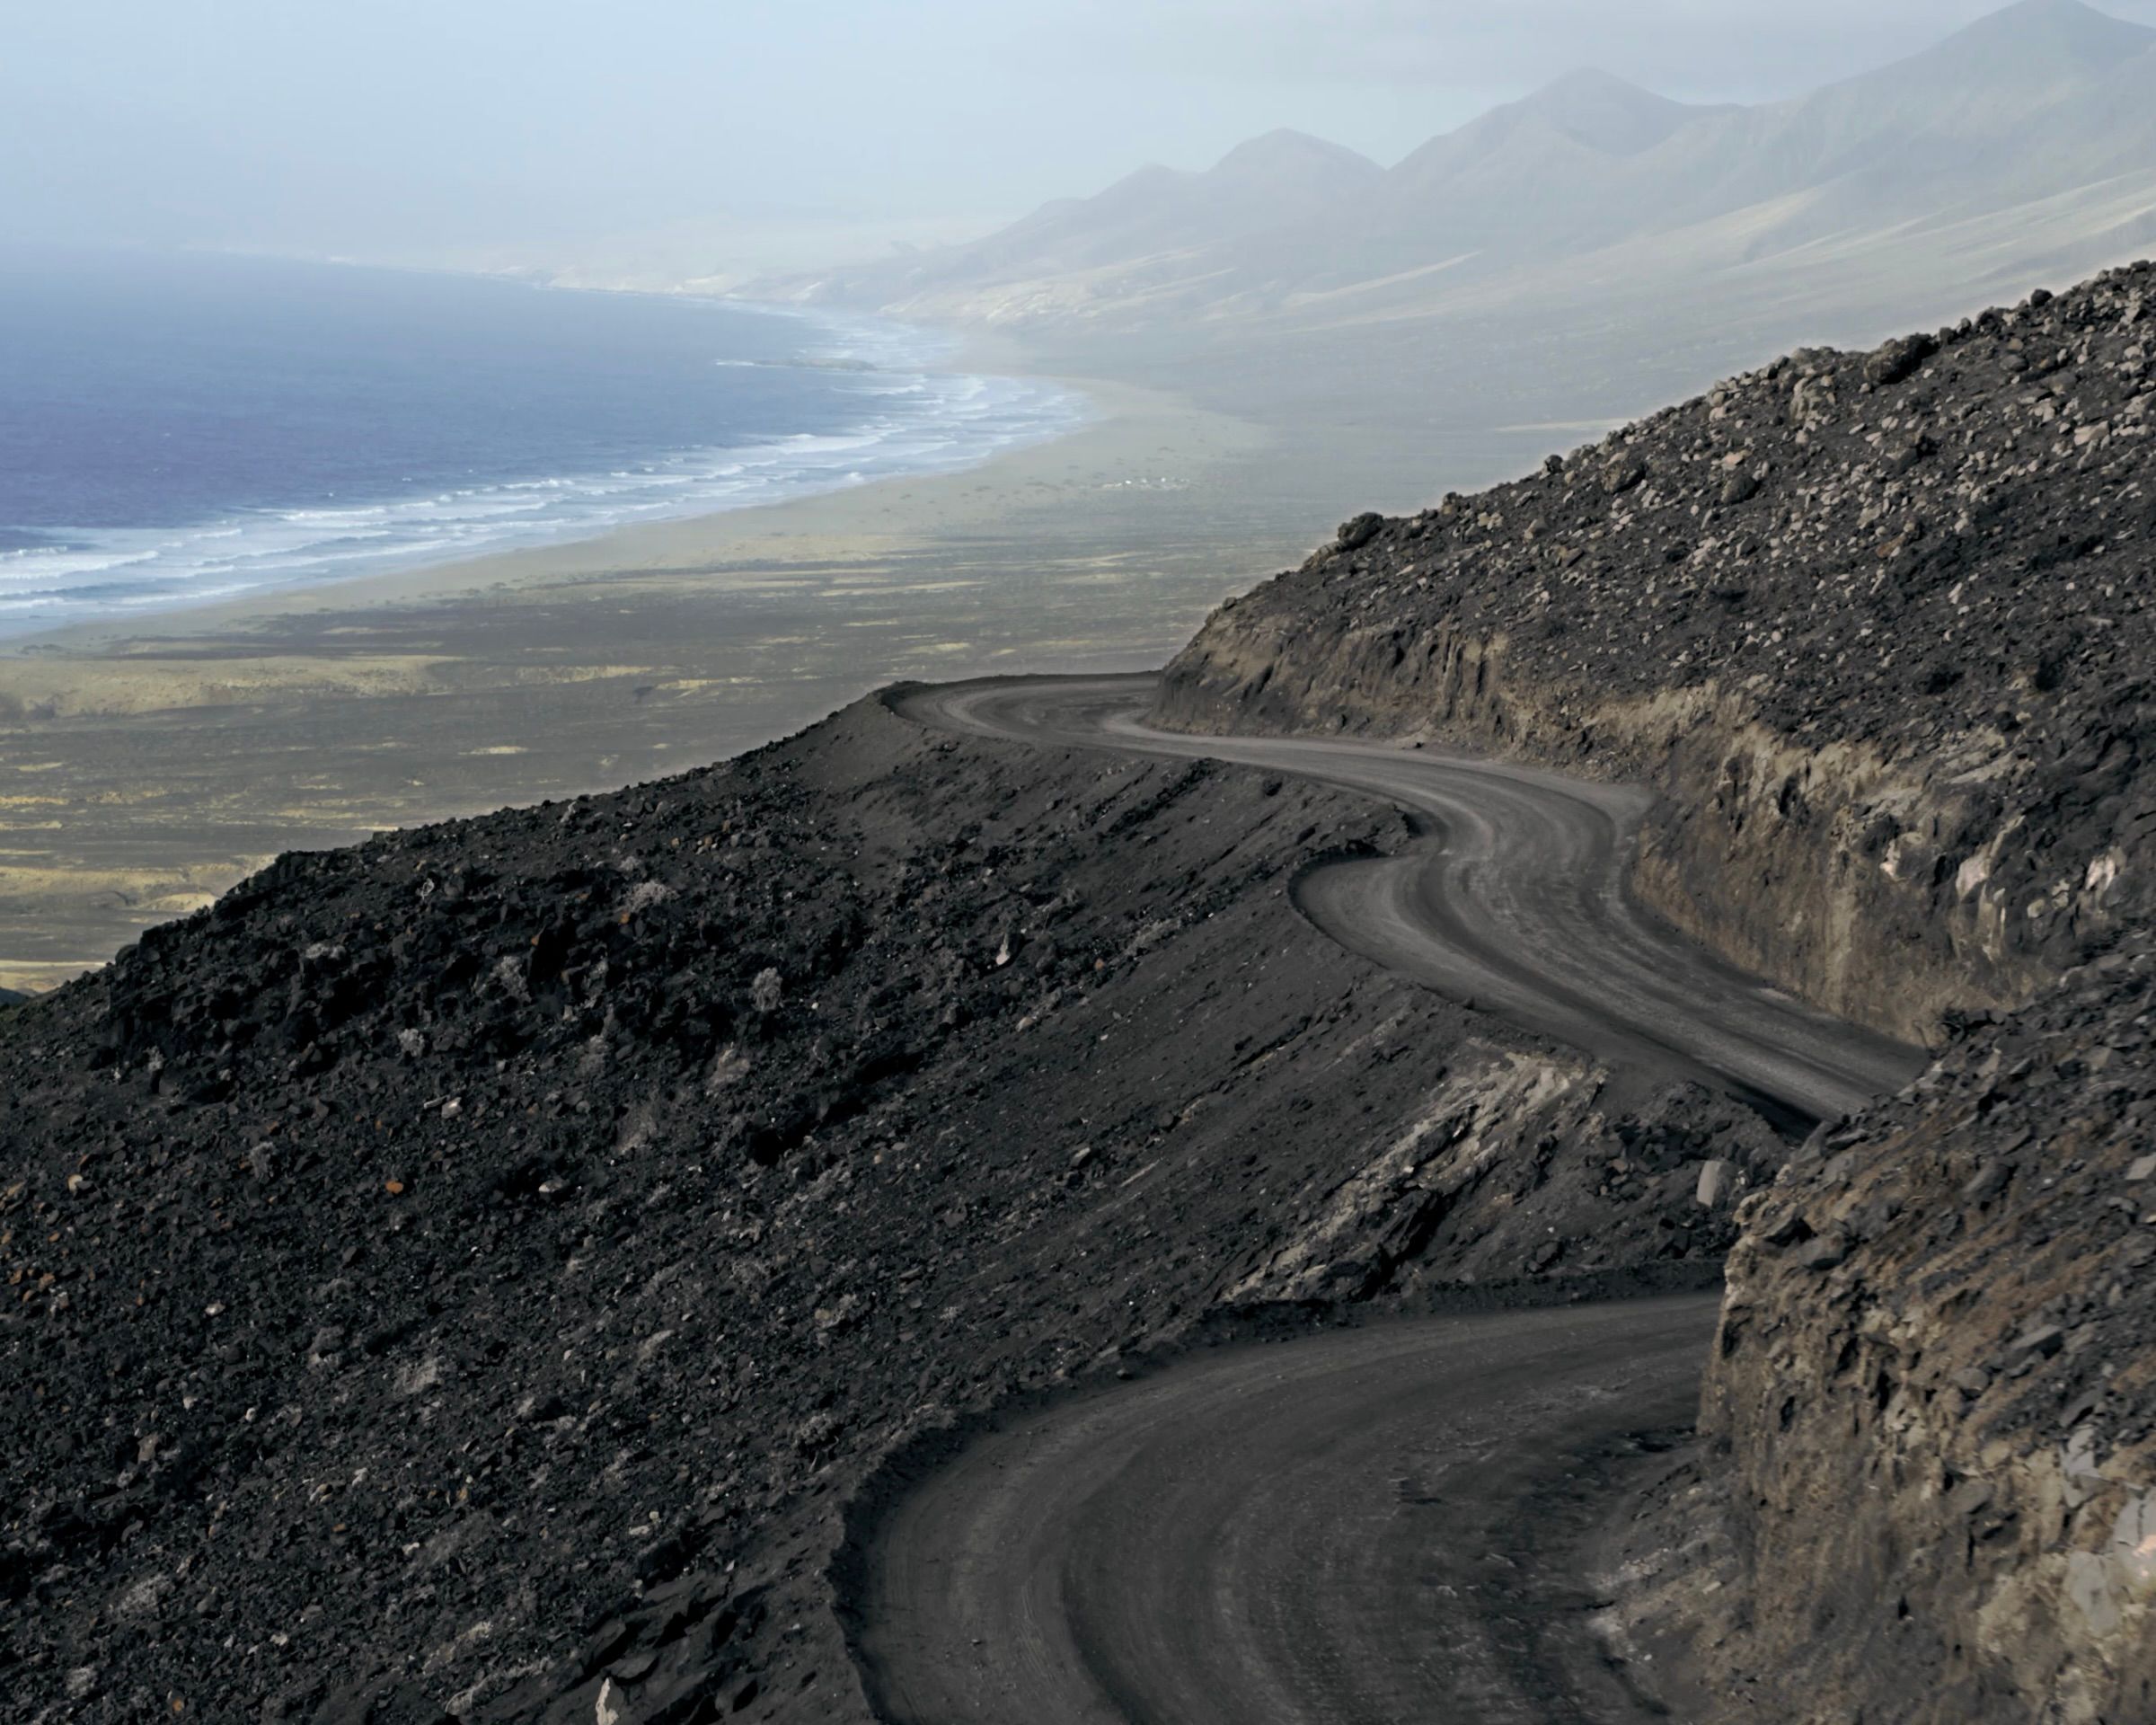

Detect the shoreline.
[
  {"left": 0, "top": 299, "right": 1084, "bottom": 650},
  {"left": 0, "top": 320, "right": 1184, "bottom": 652},
  {"left": 0, "top": 356, "right": 1317, "bottom": 992}
]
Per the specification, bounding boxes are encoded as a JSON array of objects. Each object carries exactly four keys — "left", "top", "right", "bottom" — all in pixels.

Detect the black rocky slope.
[
  {"left": 0, "top": 695, "right": 1764, "bottom": 1723},
  {"left": 15, "top": 254, "right": 2152, "bottom": 1725},
  {"left": 1163, "top": 260, "right": 2156, "bottom": 1041},
  {"left": 1162, "top": 261, "right": 2156, "bottom": 1719}
]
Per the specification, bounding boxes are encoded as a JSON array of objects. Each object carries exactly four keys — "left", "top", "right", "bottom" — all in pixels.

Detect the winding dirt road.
[
  {"left": 855, "top": 1297, "right": 1718, "bottom": 1725},
  {"left": 856, "top": 675, "right": 1922, "bottom": 1724},
  {"left": 897, "top": 674, "right": 1922, "bottom": 1128}
]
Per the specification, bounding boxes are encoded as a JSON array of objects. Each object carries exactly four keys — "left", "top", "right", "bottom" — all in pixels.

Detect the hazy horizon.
[{"left": 13, "top": 0, "right": 2156, "bottom": 283}]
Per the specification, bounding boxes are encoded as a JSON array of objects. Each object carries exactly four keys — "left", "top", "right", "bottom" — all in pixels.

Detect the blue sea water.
[{"left": 0, "top": 249, "right": 1082, "bottom": 639}]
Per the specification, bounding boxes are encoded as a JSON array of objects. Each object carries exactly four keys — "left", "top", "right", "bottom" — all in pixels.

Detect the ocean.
[{"left": 0, "top": 249, "right": 1082, "bottom": 640}]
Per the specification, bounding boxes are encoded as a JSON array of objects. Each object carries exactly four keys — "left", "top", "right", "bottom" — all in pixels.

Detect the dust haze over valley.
[
  {"left": 788, "top": 0, "right": 2156, "bottom": 507},
  {"left": 6, "top": 4, "right": 2156, "bottom": 1724}
]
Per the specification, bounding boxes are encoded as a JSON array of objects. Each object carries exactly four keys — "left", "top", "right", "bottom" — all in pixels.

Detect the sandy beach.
[{"left": 0, "top": 353, "right": 1365, "bottom": 991}]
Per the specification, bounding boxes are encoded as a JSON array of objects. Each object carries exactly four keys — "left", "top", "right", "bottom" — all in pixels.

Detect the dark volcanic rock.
[
  {"left": 0, "top": 694, "right": 1757, "bottom": 1722},
  {"left": 1336, "top": 511, "right": 1386, "bottom": 551},
  {"left": 1162, "top": 261, "right": 2156, "bottom": 1045},
  {"left": 1864, "top": 331, "right": 1940, "bottom": 387},
  {"left": 1685, "top": 936, "right": 2156, "bottom": 1722},
  {"left": 1160, "top": 258, "right": 2156, "bottom": 1722}
]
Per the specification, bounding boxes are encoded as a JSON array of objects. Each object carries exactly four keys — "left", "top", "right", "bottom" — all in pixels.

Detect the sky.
[{"left": 7, "top": 0, "right": 2156, "bottom": 280}]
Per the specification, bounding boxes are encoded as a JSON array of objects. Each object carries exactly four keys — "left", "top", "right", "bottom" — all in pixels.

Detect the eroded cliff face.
[
  {"left": 1160, "top": 263, "right": 2156, "bottom": 1045},
  {"left": 1697, "top": 935, "right": 2156, "bottom": 1723},
  {"left": 1162, "top": 261, "right": 2156, "bottom": 1719}
]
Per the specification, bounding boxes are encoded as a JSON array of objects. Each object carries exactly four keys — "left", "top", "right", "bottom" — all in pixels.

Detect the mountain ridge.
[
  {"left": 774, "top": 0, "right": 2156, "bottom": 341},
  {"left": 1392, "top": 65, "right": 1730, "bottom": 180}
]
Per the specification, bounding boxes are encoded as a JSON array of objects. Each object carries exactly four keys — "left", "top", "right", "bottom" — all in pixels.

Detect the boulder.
[
  {"left": 1336, "top": 512, "right": 1386, "bottom": 552},
  {"left": 1695, "top": 1159, "right": 1737, "bottom": 1208},
  {"left": 1865, "top": 332, "right": 1939, "bottom": 387}
]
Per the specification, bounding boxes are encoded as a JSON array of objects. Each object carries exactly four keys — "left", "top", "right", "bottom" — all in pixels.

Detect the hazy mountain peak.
[
  {"left": 1788, "top": 0, "right": 2156, "bottom": 138},
  {"left": 1099, "top": 161, "right": 1191, "bottom": 198},
  {"left": 1934, "top": 0, "right": 2154, "bottom": 62},
  {"left": 1534, "top": 66, "right": 1662, "bottom": 104},
  {"left": 1211, "top": 128, "right": 1383, "bottom": 184},
  {"left": 1514, "top": 66, "right": 1725, "bottom": 155},
  {"left": 1393, "top": 61, "right": 1718, "bottom": 182},
  {"left": 791, "top": 0, "right": 2156, "bottom": 335}
]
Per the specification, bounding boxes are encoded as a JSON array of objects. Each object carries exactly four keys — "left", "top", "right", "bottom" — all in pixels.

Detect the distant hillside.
[
  {"left": 816, "top": 126, "right": 1383, "bottom": 326},
  {"left": 782, "top": 0, "right": 2156, "bottom": 338}
]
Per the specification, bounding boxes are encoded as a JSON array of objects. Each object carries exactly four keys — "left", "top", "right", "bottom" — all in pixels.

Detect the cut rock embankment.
[
  {"left": 1699, "top": 933, "right": 2156, "bottom": 1722},
  {"left": 1162, "top": 260, "right": 2156, "bottom": 1719},
  {"left": 1162, "top": 264, "right": 2156, "bottom": 1046}
]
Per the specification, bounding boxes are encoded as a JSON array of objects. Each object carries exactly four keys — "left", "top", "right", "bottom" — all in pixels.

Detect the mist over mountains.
[{"left": 791, "top": 0, "right": 2156, "bottom": 342}]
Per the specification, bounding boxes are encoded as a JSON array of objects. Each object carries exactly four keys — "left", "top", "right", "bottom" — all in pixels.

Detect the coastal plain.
[
  {"left": 0, "top": 370, "right": 1342, "bottom": 992},
  {"left": 4, "top": 226, "right": 2079, "bottom": 995}
]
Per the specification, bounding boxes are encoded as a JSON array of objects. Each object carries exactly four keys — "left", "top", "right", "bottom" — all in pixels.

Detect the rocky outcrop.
[
  {"left": 1697, "top": 934, "right": 2156, "bottom": 1722},
  {"left": 1161, "top": 261, "right": 2156, "bottom": 1045},
  {"left": 1228, "top": 1041, "right": 1775, "bottom": 1303},
  {"left": 1163, "top": 260, "right": 2156, "bottom": 1720}
]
